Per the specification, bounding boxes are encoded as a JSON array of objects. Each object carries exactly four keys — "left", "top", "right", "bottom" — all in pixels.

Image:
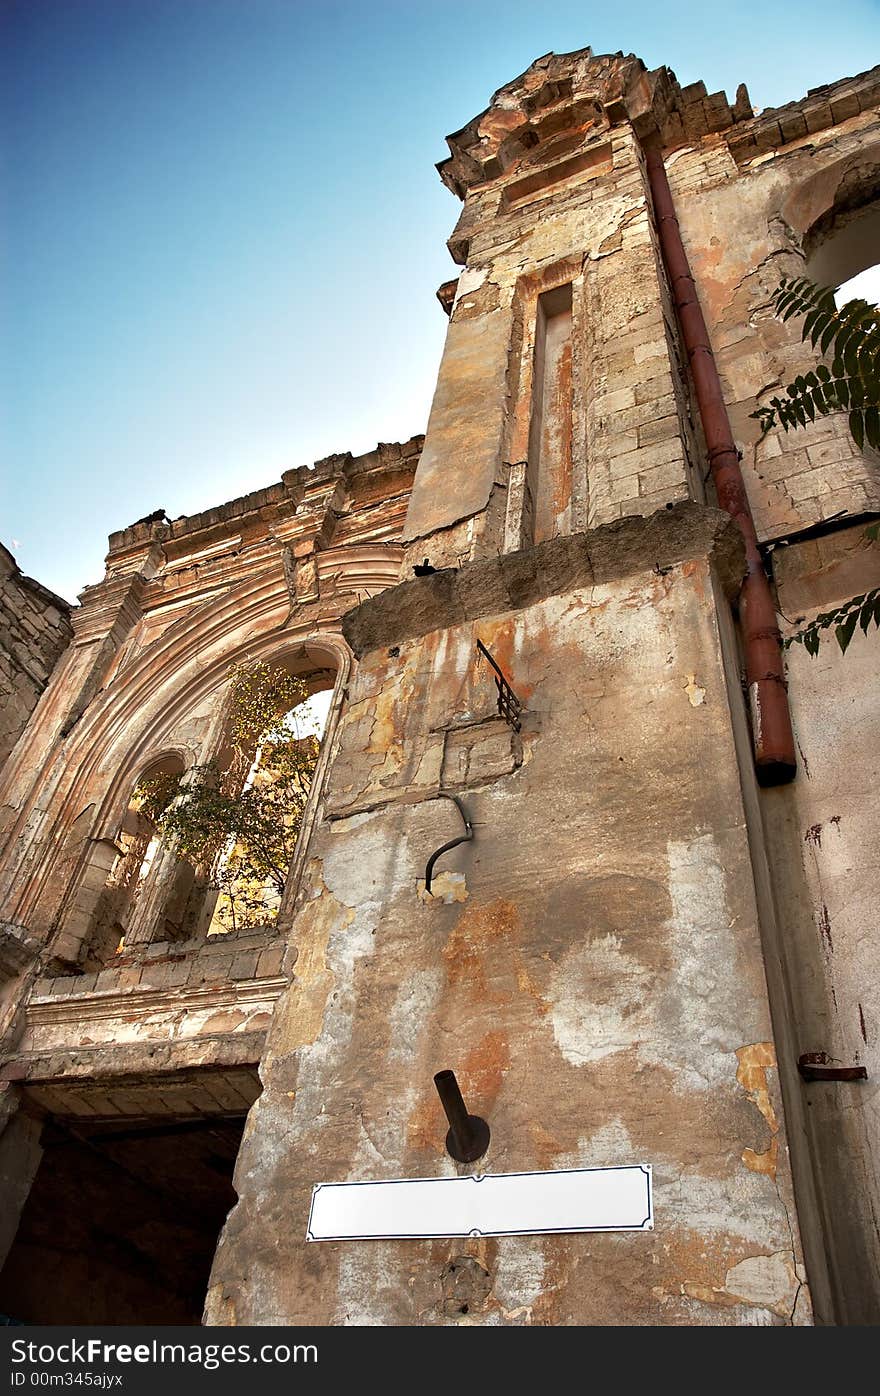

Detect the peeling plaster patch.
[
  {"left": 272, "top": 867, "right": 379, "bottom": 1140},
  {"left": 683, "top": 673, "right": 706, "bottom": 706},
  {"left": 550, "top": 932, "right": 649, "bottom": 1065},
  {"left": 349, "top": 1086, "right": 419, "bottom": 1179},
  {"left": 388, "top": 967, "right": 444, "bottom": 1064},
  {"left": 271, "top": 860, "right": 353, "bottom": 1053},
  {"left": 725, "top": 1251, "right": 800, "bottom": 1318},
  {"left": 322, "top": 810, "right": 411, "bottom": 911},
  {"left": 418, "top": 871, "right": 468, "bottom": 904},
  {"left": 443, "top": 898, "right": 521, "bottom": 991},
  {"left": 680, "top": 1281, "right": 746, "bottom": 1311},
  {"left": 735, "top": 1042, "right": 779, "bottom": 1179},
  {"left": 335, "top": 1243, "right": 401, "bottom": 1326},
  {"left": 453, "top": 265, "right": 489, "bottom": 308},
  {"left": 657, "top": 1169, "right": 789, "bottom": 1248},
  {"left": 492, "top": 1237, "right": 547, "bottom": 1314},
  {"left": 653, "top": 835, "right": 745, "bottom": 1087},
  {"left": 582, "top": 1118, "right": 637, "bottom": 1167},
  {"left": 548, "top": 835, "right": 741, "bottom": 1084}
]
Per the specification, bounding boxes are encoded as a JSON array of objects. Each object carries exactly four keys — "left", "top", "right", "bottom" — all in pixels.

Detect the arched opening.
[
  {"left": 75, "top": 653, "right": 338, "bottom": 967},
  {"left": 191, "top": 662, "right": 331, "bottom": 938},
  {"left": 803, "top": 164, "right": 880, "bottom": 308},
  {"left": 81, "top": 751, "right": 188, "bottom": 967}
]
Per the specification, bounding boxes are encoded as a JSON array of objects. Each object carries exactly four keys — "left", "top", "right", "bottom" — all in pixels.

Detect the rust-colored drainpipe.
[{"left": 643, "top": 138, "right": 797, "bottom": 785}]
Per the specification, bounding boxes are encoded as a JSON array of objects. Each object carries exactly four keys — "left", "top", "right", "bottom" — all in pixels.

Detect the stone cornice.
[
  {"left": 438, "top": 49, "right": 880, "bottom": 202},
  {"left": 437, "top": 48, "right": 754, "bottom": 199},
  {"left": 25, "top": 974, "right": 287, "bottom": 1026},
  {"left": 104, "top": 436, "right": 423, "bottom": 566},
  {"left": 342, "top": 503, "right": 745, "bottom": 657}
]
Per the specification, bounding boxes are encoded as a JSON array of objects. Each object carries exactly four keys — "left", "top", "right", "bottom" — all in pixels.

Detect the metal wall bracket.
[
  {"left": 434, "top": 1069, "right": 490, "bottom": 1164},
  {"left": 424, "top": 794, "right": 473, "bottom": 897},
  {"left": 476, "top": 639, "right": 522, "bottom": 731},
  {"left": 798, "top": 1053, "right": 868, "bottom": 1083}
]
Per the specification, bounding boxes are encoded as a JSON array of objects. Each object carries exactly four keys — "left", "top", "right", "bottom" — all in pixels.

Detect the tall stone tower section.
[
  {"left": 406, "top": 52, "right": 703, "bottom": 562},
  {"left": 205, "top": 47, "right": 880, "bottom": 1326}
]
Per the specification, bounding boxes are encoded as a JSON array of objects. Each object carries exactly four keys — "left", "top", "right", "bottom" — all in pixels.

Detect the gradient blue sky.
[{"left": 3, "top": 0, "right": 879, "bottom": 602}]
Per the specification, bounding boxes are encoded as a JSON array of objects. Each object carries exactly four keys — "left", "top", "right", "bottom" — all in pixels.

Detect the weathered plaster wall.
[
  {"left": 657, "top": 73, "right": 880, "bottom": 1321},
  {"left": 757, "top": 523, "right": 880, "bottom": 1322},
  {"left": 398, "top": 52, "right": 880, "bottom": 1323},
  {"left": 205, "top": 508, "right": 810, "bottom": 1326},
  {"left": 0, "top": 544, "right": 72, "bottom": 773}
]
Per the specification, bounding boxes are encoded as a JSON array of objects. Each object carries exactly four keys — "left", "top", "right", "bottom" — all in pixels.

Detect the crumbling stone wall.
[
  {"left": 205, "top": 507, "right": 812, "bottom": 1325},
  {"left": 660, "top": 66, "right": 880, "bottom": 1322},
  {"left": 202, "top": 49, "right": 879, "bottom": 1327},
  {"left": 2, "top": 44, "right": 879, "bottom": 1328},
  {"left": 0, "top": 545, "right": 72, "bottom": 772},
  {"left": 0, "top": 439, "right": 421, "bottom": 1291}
]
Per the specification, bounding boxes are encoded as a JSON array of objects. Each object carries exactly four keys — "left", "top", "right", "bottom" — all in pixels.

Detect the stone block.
[
  {"left": 257, "top": 946, "right": 285, "bottom": 979},
  {"left": 441, "top": 719, "right": 522, "bottom": 789},
  {"left": 230, "top": 950, "right": 260, "bottom": 981}
]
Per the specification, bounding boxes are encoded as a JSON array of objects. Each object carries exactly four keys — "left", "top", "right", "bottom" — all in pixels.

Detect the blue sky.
[{"left": 3, "top": 0, "right": 879, "bottom": 602}]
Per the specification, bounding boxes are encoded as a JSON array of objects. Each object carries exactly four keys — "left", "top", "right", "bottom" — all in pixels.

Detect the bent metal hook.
[{"left": 424, "top": 793, "right": 473, "bottom": 897}]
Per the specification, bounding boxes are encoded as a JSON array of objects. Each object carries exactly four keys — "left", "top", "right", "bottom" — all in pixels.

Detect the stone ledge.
[
  {"left": 342, "top": 502, "right": 745, "bottom": 657},
  {"left": 0, "top": 1032, "right": 268, "bottom": 1087},
  {"left": 25, "top": 975, "right": 287, "bottom": 1023}
]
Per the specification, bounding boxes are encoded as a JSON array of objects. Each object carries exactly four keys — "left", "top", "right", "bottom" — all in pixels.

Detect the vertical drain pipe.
[{"left": 643, "top": 138, "right": 797, "bottom": 785}]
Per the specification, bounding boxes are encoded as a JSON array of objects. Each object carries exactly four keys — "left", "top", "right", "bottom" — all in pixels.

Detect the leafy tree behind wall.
[
  {"left": 136, "top": 661, "right": 321, "bottom": 932},
  {"left": 752, "top": 276, "right": 880, "bottom": 656}
]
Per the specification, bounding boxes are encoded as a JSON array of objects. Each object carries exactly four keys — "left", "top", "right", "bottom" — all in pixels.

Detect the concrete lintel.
[
  {"left": 343, "top": 502, "right": 745, "bottom": 657},
  {"left": 1, "top": 1030, "right": 268, "bottom": 1087}
]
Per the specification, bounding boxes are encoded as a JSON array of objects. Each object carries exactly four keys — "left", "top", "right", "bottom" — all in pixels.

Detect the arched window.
[
  {"left": 84, "top": 751, "right": 187, "bottom": 965},
  {"left": 802, "top": 162, "right": 880, "bottom": 317},
  {"left": 804, "top": 173, "right": 880, "bottom": 299},
  {"left": 69, "top": 651, "right": 340, "bottom": 970},
  {"left": 199, "top": 670, "right": 332, "bottom": 936}
]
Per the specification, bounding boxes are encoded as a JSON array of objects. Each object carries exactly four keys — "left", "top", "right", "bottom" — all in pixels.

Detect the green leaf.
[
  {"left": 820, "top": 320, "right": 838, "bottom": 355},
  {"left": 850, "top": 410, "right": 865, "bottom": 451},
  {"left": 835, "top": 611, "right": 859, "bottom": 654}
]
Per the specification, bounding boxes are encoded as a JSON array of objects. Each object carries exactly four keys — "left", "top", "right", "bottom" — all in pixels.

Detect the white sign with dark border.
[{"left": 307, "top": 1163, "right": 653, "bottom": 1241}]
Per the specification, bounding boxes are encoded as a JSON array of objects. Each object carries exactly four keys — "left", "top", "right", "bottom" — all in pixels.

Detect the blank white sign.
[{"left": 307, "top": 1164, "right": 652, "bottom": 1241}]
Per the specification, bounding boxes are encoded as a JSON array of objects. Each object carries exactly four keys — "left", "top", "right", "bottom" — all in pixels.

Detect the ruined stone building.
[{"left": 1, "top": 47, "right": 879, "bottom": 1326}]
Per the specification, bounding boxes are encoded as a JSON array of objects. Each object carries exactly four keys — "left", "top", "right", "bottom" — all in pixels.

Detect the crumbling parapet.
[{"left": 0, "top": 544, "right": 72, "bottom": 772}]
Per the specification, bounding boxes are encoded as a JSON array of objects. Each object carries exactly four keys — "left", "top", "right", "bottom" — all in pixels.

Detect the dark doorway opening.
[{"left": 0, "top": 1112, "right": 246, "bottom": 1324}]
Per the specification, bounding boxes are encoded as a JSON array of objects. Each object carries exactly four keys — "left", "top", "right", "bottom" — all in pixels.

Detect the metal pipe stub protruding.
[{"left": 434, "top": 1069, "right": 490, "bottom": 1164}]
